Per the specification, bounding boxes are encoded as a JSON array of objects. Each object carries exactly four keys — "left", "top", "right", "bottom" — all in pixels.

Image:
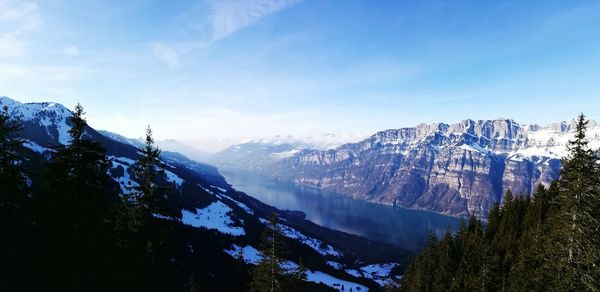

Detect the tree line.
[
  {"left": 398, "top": 114, "right": 600, "bottom": 291},
  {"left": 0, "top": 103, "right": 186, "bottom": 290},
  {"left": 0, "top": 103, "right": 330, "bottom": 291}
]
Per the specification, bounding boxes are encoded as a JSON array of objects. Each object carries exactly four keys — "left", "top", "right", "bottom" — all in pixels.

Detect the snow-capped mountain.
[
  {"left": 1, "top": 96, "right": 73, "bottom": 147},
  {"left": 210, "top": 141, "right": 309, "bottom": 170},
  {"left": 1, "top": 96, "right": 407, "bottom": 290},
  {"left": 213, "top": 118, "right": 600, "bottom": 218},
  {"left": 210, "top": 133, "right": 368, "bottom": 169}
]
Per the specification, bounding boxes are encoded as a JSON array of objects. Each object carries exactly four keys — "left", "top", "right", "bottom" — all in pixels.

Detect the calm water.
[{"left": 220, "top": 168, "right": 463, "bottom": 251}]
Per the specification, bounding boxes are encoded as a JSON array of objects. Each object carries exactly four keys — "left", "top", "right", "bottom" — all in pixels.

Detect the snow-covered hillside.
[
  {"left": 2, "top": 95, "right": 406, "bottom": 289},
  {"left": 1, "top": 96, "right": 73, "bottom": 145}
]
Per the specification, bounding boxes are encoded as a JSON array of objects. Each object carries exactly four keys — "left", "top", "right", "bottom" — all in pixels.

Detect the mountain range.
[
  {"left": 213, "top": 118, "right": 600, "bottom": 218},
  {"left": 0, "top": 96, "right": 408, "bottom": 290}
]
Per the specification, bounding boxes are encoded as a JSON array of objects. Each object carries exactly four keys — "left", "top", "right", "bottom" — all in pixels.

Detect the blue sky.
[{"left": 1, "top": 0, "right": 600, "bottom": 152}]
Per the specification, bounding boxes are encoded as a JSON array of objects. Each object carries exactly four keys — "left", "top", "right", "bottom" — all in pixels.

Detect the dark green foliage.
[
  {"left": 35, "top": 103, "right": 119, "bottom": 289},
  {"left": 129, "top": 125, "right": 180, "bottom": 220},
  {"left": 400, "top": 114, "right": 600, "bottom": 291},
  {"left": 2, "top": 102, "right": 352, "bottom": 291},
  {"left": 251, "top": 213, "right": 286, "bottom": 292},
  {"left": 0, "top": 105, "right": 28, "bottom": 221},
  {"left": 286, "top": 257, "right": 309, "bottom": 291},
  {"left": 0, "top": 105, "right": 34, "bottom": 289},
  {"left": 544, "top": 113, "right": 600, "bottom": 290}
]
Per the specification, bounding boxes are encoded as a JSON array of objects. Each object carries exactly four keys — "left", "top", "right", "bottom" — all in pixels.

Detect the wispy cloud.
[
  {"left": 208, "top": 0, "right": 302, "bottom": 41},
  {"left": 152, "top": 42, "right": 179, "bottom": 69},
  {"left": 0, "top": 33, "right": 24, "bottom": 57},
  {"left": 0, "top": 0, "right": 41, "bottom": 58},
  {"left": 542, "top": 2, "right": 600, "bottom": 31},
  {"left": 185, "top": 0, "right": 302, "bottom": 43},
  {"left": 0, "top": 0, "right": 40, "bottom": 32}
]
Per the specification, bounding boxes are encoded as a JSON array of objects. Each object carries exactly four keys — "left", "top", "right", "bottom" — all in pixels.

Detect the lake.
[{"left": 220, "top": 168, "right": 463, "bottom": 251}]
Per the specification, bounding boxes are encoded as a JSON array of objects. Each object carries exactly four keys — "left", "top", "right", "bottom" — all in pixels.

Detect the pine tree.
[
  {"left": 286, "top": 257, "right": 308, "bottom": 291},
  {"left": 400, "top": 115, "right": 600, "bottom": 290},
  {"left": 0, "top": 105, "right": 34, "bottom": 288},
  {"left": 432, "top": 228, "right": 457, "bottom": 291},
  {"left": 128, "top": 125, "right": 179, "bottom": 220},
  {"left": 0, "top": 105, "right": 27, "bottom": 221},
  {"left": 41, "top": 103, "right": 117, "bottom": 289},
  {"left": 509, "top": 185, "right": 547, "bottom": 290},
  {"left": 185, "top": 271, "right": 201, "bottom": 292},
  {"left": 251, "top": 213, "right": 285, "bottom": 292},
  {"left": 451, "top": 216, "right": 485, "bottom": 291},
  {"left": 400, "top": 233, "right": 439, "bottom": 291},
  {"left": 546, "top": 113, "right": 600, "bottom": 290},
  {"left": 44, "top": 102, "right": 114, "bottom": 230},
  {"left": 44, "top": 103, "right": 114, "bottom": 219},
  {"left": 113, "top": 126, "right": 181, "bottom": 289},
  {"left": 233, "top": 245, "right": 249, "bottom": 291}
]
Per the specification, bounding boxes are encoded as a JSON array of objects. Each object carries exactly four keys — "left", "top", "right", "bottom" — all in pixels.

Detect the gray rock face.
[{"left": 214, "top": 118, "right": 600, "bottom": 218}]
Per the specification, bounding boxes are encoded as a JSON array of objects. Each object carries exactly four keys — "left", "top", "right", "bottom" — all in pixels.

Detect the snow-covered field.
[
  {"left": 258, "top": 218, "right": 342, "bottom": 257},
  {"left": 225, "top": 244, "right": 368, "bottom": 291},
  {"left": 181, "top": 201, "right": 245, "bottom": 236},
  {"left": 278, "top": 223, "right": 342, "bottom": 257},
  {"left": 360, "top": 263, "right": 398, "bottom": 286},
  {"left": 344, "top": 263, "right": 398, "bottom": 286},
  {"left": 23, "top": 140, "right": 53, "bottom": 154},
  {"left": 224, "top": 244, "right": 261, "bottom": 265},
  {"left": 164, "top": 169, "right": 184, "bottom": 188},
  {"left": 219, "top": 193, "right": 255, "bottom": 215}
]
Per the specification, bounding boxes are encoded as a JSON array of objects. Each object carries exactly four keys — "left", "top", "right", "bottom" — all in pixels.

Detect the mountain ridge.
[{"left": 213, "top": 117, "right": 600, "bottom": 218}]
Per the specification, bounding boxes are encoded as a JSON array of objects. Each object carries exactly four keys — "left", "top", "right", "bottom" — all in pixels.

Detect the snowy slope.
[
  {"left": 1, "top": 96, "right": 73, "bottom": 145},
  {"left": 182, "top": 201, "right": 245, "bottom": 236},
  {"left": 2, "top": 95, "right": 401, "bottom": 290},
  {"left": 225, "top": 244, "right": 369, "bottom": 291}
]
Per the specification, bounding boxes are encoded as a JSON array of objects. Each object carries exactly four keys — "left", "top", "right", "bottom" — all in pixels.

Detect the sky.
[{"left": 1, "top": 0, "right": 600, "bottom": 152}]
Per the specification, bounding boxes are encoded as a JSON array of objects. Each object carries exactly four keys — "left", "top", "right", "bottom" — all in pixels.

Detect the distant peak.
[{"left": 0, "top": 96, "right": 21, "bottom": 105}]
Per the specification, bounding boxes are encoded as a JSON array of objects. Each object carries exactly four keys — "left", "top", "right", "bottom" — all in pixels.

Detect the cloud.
[
  {"left": 208, "top": 0, "right": 302, "bottom": 41},
  {"left": 63, "top": 45, "right": 81, "bottom": 57},
  {"left": 0, "top": 64, "right": 92, "bottom": 92},
  {"left": 0, "top": 33, "right": 24, "bottom": 57},
  {"left": 0, "top": 0, "right": 40, "bottom": 32},
  {"left": 0, "top": 0, "right": 41, "bottom": 58},
  {"left": 153, "top": 42, "right": 179, "bottom": 69}
]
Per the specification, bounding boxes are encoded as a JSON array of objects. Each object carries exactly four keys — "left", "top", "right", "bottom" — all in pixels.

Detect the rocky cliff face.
[{"left": 214, "top": 118, "right": 600, "bottom": 218}]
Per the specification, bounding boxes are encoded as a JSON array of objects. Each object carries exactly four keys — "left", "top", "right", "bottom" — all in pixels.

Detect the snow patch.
[
  {"left": 23, "top": 140, "right": 53, "bottom": 154},
  {"left": 110, "top": 158, "right": 138, "bottom": 194},
  {"left": 278, "top": 224, "right": 342, "bottom": 257},
  {"left": 345, "top": 269, "right": 362, "bottom": 278},
  {"left": 271, "top": 148, "right": 302, "bottom": 159},
  {"left": 211, "top": 185, "right": 228, "bottom": 193},
  {"left": 224, "top": 245, "right": 366, "bottom": 291},
  {"left": 225, "top": 244, "right": 262, "bottom": 265},
  {"left": 327, "top": 261, "right": 344, "bottom": 270},
  {"left": 360, "top": 263, "right": 398, "bottom": 286},
  {"left": 181, "top": 201, "right": 245, "bottom": 236},
  {"left": 219, "top": 193, "right": 254, "bottom": 215},
  {"left": 164, "top": 170, "right": 184, "bottom": 188},
  {"left": 306, "top": 270, "right": 368, "bottom": 292},
  {"left": 459, "top": 143, "right": 491, "bottom": 154}
]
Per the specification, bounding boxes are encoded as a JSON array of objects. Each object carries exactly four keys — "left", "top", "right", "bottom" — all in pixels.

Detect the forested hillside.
[
  {"left": 0, "top": 101, "right": 406, "bottom": 291},
  {"left": 399, "top": 114, "right": 600, "bottom": 291}
]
